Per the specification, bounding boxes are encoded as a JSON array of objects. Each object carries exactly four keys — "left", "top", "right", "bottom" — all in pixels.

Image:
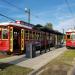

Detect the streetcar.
[
  {"left": 0, "top": 20, "right": 63, "bottom": 54},
  {"left": 66, "top": 29, "right": 75, "bottom": 48}
]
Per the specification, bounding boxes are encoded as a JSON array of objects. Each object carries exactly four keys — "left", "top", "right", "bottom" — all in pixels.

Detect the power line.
[
  {"left": 0, "top": 13, "right": 15, "bottom": 21},
  {"left": 2, "top": 0, "right": 24, "bottom": 11},
  {"left": 1, "top": 0, "right": 52, "bottom": 24},
  {"left": 2, "top": 0, "right": 42, "bottom": 19}
]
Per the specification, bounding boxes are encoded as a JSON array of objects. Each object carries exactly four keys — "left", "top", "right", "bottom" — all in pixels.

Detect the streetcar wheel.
[
  {"left": 66, "top": 46, "right": 70, "bottom": 49},
  {"left": 7, "top": 52, "right": 12, "bottom": 55}
]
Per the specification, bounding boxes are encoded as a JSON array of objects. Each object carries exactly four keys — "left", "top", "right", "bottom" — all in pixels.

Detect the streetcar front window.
[
  {"left": 2, "top": 29, "right": 8, "bottom": 39},
  {"left": 67, "top": 35, "right": 70, "bottom": 39}
]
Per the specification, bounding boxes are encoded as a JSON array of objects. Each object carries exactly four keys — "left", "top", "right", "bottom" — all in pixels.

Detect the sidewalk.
[
  {"left": 0, "top": 47, "right": 67, "bottom": 71},
  {"left": 17, "top": 47, "right": 67, "bottom": 70}
]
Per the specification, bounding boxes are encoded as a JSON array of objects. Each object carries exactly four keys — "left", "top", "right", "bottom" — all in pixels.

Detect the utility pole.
[
  {"left": 63, "top": 29, "right": 64, "bottom": 44},
  {"left": 28, "top": 9, "right": 30, "bottom": 24},
  {"left": 25, "top": 8, "right": 30, "bottom": 24}
]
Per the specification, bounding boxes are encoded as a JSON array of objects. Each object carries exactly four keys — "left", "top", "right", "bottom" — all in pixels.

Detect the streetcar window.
[
  {"left": 0, "top": 31, "right": 1, "bottom": 39},
  {"left": 29, "top": 31, "right": 32, "bottom": 39},
  {"left": 33, "top": 32, "right": 36, "bottom": 40},
  {"left": 36, "top": 32, "right": 39, "bottom": 40},
  {"left": 67, "top": 35, "right": 70, "bottom": 39},
  {"left": 37, "top": 33, "right": 41, "bottom": 40},
  {"left": 10, "top": 28, "right": 13, "bottom": 39},
  {"left": 0, "top": 28, "right": 1, "bottom": 39},
  {"left": 71, "top": 34, "right": 75, "bottom": 40},
  {"left": 39, "top": 33, "right": 41, "bottom": 40},
  {"left": 21, "top": 30, "right": 24, "bottom": 39},
  {"left": 2, "top": 29, "right": 8, "bottom": 39},
  {"left": 35, "top": 32, "right": 38, "bottom": 40},
  {"left": 25, "top": 30, "right": 29, "bottom": 40},
  {"left": 38, "top": 33, "right": 40, "bottom": 40}
]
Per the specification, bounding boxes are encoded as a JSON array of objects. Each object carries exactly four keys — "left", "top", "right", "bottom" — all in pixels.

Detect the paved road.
[{"left": 0, "top": 47, "right": 67, "bottom": 71}]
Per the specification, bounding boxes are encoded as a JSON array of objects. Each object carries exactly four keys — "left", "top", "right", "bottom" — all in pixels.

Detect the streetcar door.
[{"left": 13, "top": 28, "right": 21, "bottom": 52}]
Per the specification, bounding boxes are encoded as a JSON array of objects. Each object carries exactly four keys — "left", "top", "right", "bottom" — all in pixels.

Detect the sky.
[{"left": 0, "top": 0, "right": 75, "bottom": 32}]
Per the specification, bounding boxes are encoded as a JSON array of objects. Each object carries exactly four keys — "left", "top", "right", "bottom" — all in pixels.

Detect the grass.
[
  {"left": 40, "top": 49, "right": 75, "bottom": 75},
  {"left": 0, "top": 52, "right": 32, "bottom": 75},
  {"left": 0, "top": 63, "right": 32, "bottom": 75}
]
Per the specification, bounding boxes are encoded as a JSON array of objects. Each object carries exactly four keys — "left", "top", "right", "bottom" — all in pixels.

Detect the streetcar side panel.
[{"left": 0, "top": 26, "right": 9, "bottom": 51}]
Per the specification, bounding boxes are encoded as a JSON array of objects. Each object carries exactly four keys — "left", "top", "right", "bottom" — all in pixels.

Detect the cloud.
[
  {"left": 54, "top": 18, "right": 75, "bottom": 32},
  {"left": 31, "top": 2, "right": 75, "bottom": 29},
  {"left": 52, "top": 3, "right": 75, "bottom": 32},
  {"left": 0, "top": 0, "right": 75, "bottom": 33}
]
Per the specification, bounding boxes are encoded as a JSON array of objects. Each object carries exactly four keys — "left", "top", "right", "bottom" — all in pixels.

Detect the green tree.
[
  {"left": 32, "top": 24, "right": 43, "bottom": 30},
  {"left": 35, "top": 24, "right": 43, "bottom": 28},
  {"left": 45, "top": 23, "right": 53, "bottom": 30}
]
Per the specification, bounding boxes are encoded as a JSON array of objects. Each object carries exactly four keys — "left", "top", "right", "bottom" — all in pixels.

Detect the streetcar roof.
[
  {"left": 0, "top": 22, "right": 32, "bottom": 29},
  {"left": 0, "top": 22, "right": 63, "bottom": 35},
  {"left": 66, "top": 29, "right": 75, "bottom": 32}
]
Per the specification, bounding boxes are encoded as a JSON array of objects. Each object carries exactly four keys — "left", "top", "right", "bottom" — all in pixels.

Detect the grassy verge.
[
  {"left": 40, "top": 50, "right": 75, "bottom": 75},
  {"left": 0, "top": 55, "right": 10, "bottom": 59},
  {"left": 0, "top": 63, "right": 32, "bottom": 75}
]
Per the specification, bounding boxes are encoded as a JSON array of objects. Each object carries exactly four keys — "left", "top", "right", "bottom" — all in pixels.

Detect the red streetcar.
[
  {"left": 0, "top": 20, "right": 63, "bottom": 55},
  {"left": 0, "top": 21, "right": 48, "bottom": 54},
  {"left": 66, "top": 29, "right": 75, "bottom": 48}
]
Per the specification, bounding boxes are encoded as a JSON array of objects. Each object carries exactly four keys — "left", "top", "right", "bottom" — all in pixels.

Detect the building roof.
[{"left": 66, "top": 29, "right": 75, "bottom": 32}]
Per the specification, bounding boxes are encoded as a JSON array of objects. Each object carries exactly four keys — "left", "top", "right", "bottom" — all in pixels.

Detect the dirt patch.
[
  {"left": 41, "top": 64, "right": 68, "bottom": 75},
  {"left": 39, "top": 50, "right": 75, "bottom": 75},
  {"left": 0, "top": 52, "right": 10, "bottom": 59},
  {"left": 0, "top": 55, "right": 7, "bottom": 59}
]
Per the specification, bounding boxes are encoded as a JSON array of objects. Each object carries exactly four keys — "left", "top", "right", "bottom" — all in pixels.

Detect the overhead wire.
[
  {"left": 1, "top": 0, "right": 59, "bottom": 24},
  {"left": 0, "top": 13, "right": 15, "bottom": 21},
  {"left": 1, "top": 0, "right": 44, "bottom": 21},
  {"left": 0, "top": 0, "right": 18, "bottom": 21},
  {"left": 2, "top": 0, "right": 24, "bottom": 11}
]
